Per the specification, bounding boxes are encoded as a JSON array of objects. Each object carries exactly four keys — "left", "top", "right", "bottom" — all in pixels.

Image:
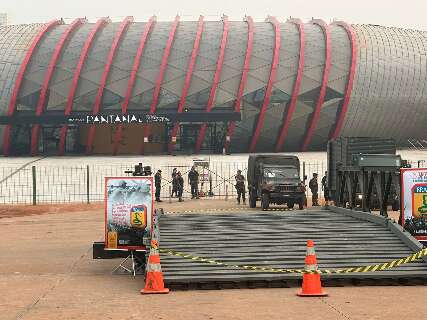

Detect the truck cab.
[{"left": 247, "top": 155, "right": 307, "bottom": 210}]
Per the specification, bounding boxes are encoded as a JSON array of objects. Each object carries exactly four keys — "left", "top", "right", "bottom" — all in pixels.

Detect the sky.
[{"left": 2, "top": 0, "right": 427, "bottom": 31}]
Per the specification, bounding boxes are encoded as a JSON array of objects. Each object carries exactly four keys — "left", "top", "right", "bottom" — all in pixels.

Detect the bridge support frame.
[{"left": 335, "top": 167, "right": 401, "bottom": 218}]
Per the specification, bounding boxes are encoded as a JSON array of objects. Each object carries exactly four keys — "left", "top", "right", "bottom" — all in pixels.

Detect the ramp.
[{"left": 159, "top": 207, "right": 427, "bottom": 290}]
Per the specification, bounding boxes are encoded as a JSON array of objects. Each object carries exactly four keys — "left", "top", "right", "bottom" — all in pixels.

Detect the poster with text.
[
  {"left": 401, "top": 168, "right": 427, "bottom": 240},
  {"left": 104, "top": 177, "right": 153, "bottom": 250}
]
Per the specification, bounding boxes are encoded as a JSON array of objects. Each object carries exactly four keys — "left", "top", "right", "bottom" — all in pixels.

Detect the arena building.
[{"left": 0, "top": 16, "right": 425, "bottom": 155}]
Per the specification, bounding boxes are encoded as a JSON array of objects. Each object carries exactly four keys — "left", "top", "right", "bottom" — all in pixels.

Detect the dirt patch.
[{"left": 0, "top": 202, "right": 103, "bottom": 219}]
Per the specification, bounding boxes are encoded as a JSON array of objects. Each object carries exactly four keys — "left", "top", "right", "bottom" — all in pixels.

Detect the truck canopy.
[{"left": 247, "top": 155, "right": 300, "bottom": 185}]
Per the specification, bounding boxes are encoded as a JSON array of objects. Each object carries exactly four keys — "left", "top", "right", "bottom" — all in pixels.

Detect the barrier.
[
  {"left": 141, "top": 209, "right": 169, "bottom": 294},
  {"left": 158, "top": 247, "right": 427, "bottom": 275},
  {"left": 141, "top": 239, "right": 169, "bottom": 294},
  {"left": 297, "top": 240, "right": 327, "bottom": 296},
  {"left": 0, "top": 160, "right": 332, "bottom": 204}
]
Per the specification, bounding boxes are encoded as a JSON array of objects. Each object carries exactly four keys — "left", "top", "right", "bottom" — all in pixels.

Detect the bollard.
[
  {"left": 168, "top": 185, "right": 172, "bottom": 203},
  {"left": 225, "top": 185, "right": 228, "bottom": 201},
  {"left": 209, "top": 174, "right": 214, "bottom": 197},
  {"left": 32, "top": 166, "right": 37, "bottom": 206},
  {"left": 86, "top": 165, "right": 90, "bottom": 204}
]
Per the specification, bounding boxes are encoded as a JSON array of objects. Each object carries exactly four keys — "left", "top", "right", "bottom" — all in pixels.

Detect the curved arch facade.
[{"left": 0, "top": 19, "right": 426, "bottom": 155}]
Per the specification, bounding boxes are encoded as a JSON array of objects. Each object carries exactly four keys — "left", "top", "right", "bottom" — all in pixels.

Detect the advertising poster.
[
  {"left": 193, "top": 159, "right": 210, "bottom": 197},
  {"left": 193, "top": 160, "right": 210, "bottom": 182},
  {"left": 401, "top": 168, "right": 427, "bottom": 240},
  {"left": 104, "top": 177, "right": 153, "bottom": 250}
]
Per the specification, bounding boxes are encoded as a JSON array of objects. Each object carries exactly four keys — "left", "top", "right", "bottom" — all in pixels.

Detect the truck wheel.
[
  {"left": 249, "top": 191, "right": 256, "bottom": 208},
  {"left": 298, "top": 200, "right": 304, "bottom": 210},
  {"left": 261, "top": 193, "right": 270, "bottom": 210},
  {"left": 288, "top": 202, "right": 294, "bottom": 209}
]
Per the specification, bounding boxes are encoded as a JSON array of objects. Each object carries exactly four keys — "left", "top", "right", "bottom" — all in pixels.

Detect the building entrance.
[{"left": 174, "top": 123, "right": 226, "bottom": 154}]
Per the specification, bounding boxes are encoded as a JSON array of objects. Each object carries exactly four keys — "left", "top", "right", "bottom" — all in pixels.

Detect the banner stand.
[
  {"left": 105, "top": 176, "right": 154, "bottom": 250},
  {"left": 401, "top": 168, "right": 427, "bottom": 243},
  {"left": 111, "top": 250, "right": 146, "bottom": 276},
  {"left": 91, "top": 175, "right": 155, "bottom": 272}
]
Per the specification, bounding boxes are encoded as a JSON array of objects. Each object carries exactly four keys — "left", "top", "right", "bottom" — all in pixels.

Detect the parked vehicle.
[{"left": 247, "top": 155, "right": 307, "bottom": 210}]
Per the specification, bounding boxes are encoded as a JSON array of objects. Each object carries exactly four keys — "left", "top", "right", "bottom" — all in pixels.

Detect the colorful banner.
[
  {"left": 104, "top": 177, "right": 153, "bottom": 250},
  {"left": 401, "top": 168, "right": 427, "bottom": 239},
  {"left": 193, "top": 160, "right": 210, "bottom": 182}
]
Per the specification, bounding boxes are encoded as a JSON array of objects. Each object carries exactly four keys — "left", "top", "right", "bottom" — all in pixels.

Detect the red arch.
[
  {"left": 85, "top": 16, "right": 134, "bottom": 154},
  {"left": 140, "top": 15, "right": 180, "bottom": 155},
  {"left": 274, "top": 18, "right": 305, "bottom": 152},
  {"left": 194, "top": 16, "right": 230, "bottom": 154},
  {"left": 3, "top": 19, "right": 63, "bottom": 156},
  {"left": 168, "top": 15, "right": 204, "bottom": 154},
  {"left": 301, "top": 19, "right": 332, "bottom": 151},
  {"left": 248, "top": 16, "right": 281, "bottom": 153},
  {"left": 30, "top": 18, "right": 87, "bottom": 156},
  {"left": 224, "top": 16, "right": 254, "bottom": 153},
  {"left": 112, "top": 16, "right": 156, "bottom": 155},
  {"left": 58, "top": 17, "right": 110, "bottom": 155},
  {"left": 330, "top": 21, "right": 357, "bottom": 140}
]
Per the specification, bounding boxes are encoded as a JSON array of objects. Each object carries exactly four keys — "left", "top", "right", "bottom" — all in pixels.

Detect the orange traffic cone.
[
  {"left": 141, "top": 239, "right": 169, "bottom": 294},
  {"left": 297, "top": 239, "right": 327, "bottom": 297}
]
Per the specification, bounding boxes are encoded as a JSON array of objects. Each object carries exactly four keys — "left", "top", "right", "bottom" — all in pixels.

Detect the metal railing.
[{"left": 0, "top": 159, "right": 424, "bottom": 205}]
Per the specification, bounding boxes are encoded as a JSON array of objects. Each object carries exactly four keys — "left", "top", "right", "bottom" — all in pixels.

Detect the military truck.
[{"left": 247, "top": 155, "right": 307, "bottom": 210}]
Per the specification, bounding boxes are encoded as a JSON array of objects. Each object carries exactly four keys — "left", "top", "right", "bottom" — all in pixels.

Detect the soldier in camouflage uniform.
[{"left": 235, "top": 169, "right": 246, "bottom": 205}]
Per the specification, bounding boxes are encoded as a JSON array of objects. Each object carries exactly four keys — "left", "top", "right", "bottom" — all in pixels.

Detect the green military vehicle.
[{"left": 247, "top": 155, "right": 307, "bottom": 210}]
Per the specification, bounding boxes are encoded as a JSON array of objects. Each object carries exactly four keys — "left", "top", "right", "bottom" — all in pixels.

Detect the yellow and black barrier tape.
[
  {"left": 165, "top": 207, "right": 293, "bottom": 214},
  {"left": 159, "top": 247, "right": 427, "bottom": 274},
  {"left": 166, "top": 207, "right": 246, "bottom": 214}
]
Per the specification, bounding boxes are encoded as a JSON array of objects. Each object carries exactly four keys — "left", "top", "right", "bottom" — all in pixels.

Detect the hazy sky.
[{"left": 2, "top": 0, "right": 427, "bottom": 31}]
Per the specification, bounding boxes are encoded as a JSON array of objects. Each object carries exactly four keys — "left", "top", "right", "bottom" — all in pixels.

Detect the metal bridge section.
[
  {"left": 334, "top": 164, "right": 401, "bottom": 217},
  {"left": 159, "top": 207, "right": 427, "bottom": 290}
]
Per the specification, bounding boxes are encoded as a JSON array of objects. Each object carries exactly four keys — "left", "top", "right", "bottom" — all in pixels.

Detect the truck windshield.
[{"left": 264, "top": 167, "right": 298, "bottom": 179}]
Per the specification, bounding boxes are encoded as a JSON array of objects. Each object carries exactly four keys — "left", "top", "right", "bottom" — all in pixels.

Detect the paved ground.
[{"left": 0, "top": 199, "right": 424, "bottom": 320}]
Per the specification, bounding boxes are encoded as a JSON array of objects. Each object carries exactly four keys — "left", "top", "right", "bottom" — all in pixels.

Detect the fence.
[
  {"left": 0, "top": 159, "right": 423, "bottom": 205},
  {"left": 0, "top": 159, "right": 329, "bottom": 205}
]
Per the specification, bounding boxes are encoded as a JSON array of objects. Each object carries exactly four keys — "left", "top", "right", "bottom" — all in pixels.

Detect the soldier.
[
  {"left": 309, "top": 173, "right": 319, "bottom": 206},
  {"left": 154, "top": 169, "right": 162, "bottom": 202},
  {"left": 321, "top": 171, "right": 330, "bottom": 205},
  {"left": 171, "top": 168, "right": 178, "bottom": 197},
  {"left": 188, "top": 166, "right": 199, "bottom": 199},
  {"left": 235, "top": 169, "right": 246, "bottom": 205},
  {"left": 176, "top": 171, "right": 184, "bottom": 202}
]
